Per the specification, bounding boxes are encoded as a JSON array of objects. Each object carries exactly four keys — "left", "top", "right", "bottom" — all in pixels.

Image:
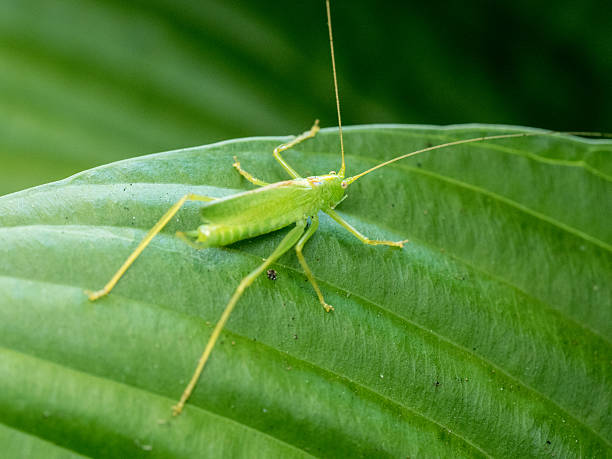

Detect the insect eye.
[
  {"left": 341, "top": 180, "right": 348, "bottom": 189},
  {"left": 329, "top": 170, "right": 336, "bottom": 175}
]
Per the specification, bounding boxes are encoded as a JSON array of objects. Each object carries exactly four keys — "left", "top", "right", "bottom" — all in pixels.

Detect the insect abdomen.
[
  {"left": 196, "top": 180, "right": 328, "bottom": 247},
  {"left": 197, "top": 213, "right": 303, "bottom": 248}
]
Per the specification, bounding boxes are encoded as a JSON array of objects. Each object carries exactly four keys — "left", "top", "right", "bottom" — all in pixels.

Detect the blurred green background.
[{"left": 1, "top": 0, "right": 610, "bottom": 196}]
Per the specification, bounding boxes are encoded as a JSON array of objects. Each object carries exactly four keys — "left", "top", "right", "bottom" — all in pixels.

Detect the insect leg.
[
  {"left": 294, "top": 215, "right": 333, "bottom": 312},
  {"left": 172, "top": 220, "right": 307, "bottom": 416},
  {"left": 325, "top": 208, "right": 408, "bottom": 248},
  {"left": 232, "top": 156, "right": 270, "bottom": 186},
  {"left": 273, "top": 120, "right": 320, "bottom": 178},
  {"left": 86, "top": 193, "right": 216, "bottom": 301}
]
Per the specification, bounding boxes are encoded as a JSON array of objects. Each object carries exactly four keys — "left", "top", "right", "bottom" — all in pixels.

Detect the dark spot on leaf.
[
  {"left": 546, "top": 440, "right": 551, "bottom": 445},
  {"left": 293, "top": 334, "right": 298, "bottom": 340},
  {"left": 434, "top": 381, "right": 440, "bottom": 387},
  {"left": 266, "top": 269, "right": 277, "bottom": 280},
  {"left": 417, "top": 162, "right": 422, "bottom": 168}
]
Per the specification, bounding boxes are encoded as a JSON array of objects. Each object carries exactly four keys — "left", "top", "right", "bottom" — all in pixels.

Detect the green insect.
[{"left": 86, "top": 0, "right": 605, "bottom": 417}]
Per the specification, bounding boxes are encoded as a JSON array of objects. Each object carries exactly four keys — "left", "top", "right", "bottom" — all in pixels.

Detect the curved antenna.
[
  {"left": 326, "top": 0, "right": 345, "bottom": 177},
  {"left": 344, "top": 131, "right": 611, "bottom": 185}
]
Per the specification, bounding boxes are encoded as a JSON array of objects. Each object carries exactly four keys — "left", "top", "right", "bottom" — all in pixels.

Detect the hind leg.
[
  {"left": 172, "top": 219, "right": 307, "bottom": 416},
  {"left": 86, "top": 193, "right": 216, "bottom": 301}
]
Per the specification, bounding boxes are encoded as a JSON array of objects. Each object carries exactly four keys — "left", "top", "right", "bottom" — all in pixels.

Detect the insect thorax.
[{"left": 306, "top": 174, "right": 346, "bottom": 209}]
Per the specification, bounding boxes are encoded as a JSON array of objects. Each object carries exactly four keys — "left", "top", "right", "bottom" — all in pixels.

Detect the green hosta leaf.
[{"left": 1, "top": 125, "right": 611, "bottom": 457}]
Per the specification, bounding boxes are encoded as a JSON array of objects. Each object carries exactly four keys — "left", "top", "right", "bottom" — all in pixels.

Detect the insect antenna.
[
  {"left": 326, "top": 0, "right": 345, "bottom": 177},
  {"left": 344, "top": 130, "right": 611, "bottom": 185}
]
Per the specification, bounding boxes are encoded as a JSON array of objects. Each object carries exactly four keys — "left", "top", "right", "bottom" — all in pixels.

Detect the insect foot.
[
  {"left": 85, "top": 289, "right": 107, "bottom": 302},
  {"left": 171, "top": 402, "right": 184, "bottom": 417},
  {"left": 323, "top": 303, "right": 334, "bottom": 312}
]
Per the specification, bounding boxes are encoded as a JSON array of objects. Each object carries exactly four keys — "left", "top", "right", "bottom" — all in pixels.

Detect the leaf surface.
[{"left": 1, "top": 125, "right": 611, "bottom": 457}]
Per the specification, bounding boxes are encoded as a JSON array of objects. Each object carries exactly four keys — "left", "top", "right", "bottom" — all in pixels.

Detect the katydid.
[{"left": 86, "top": 0, "right": 606, "bottom": 417}]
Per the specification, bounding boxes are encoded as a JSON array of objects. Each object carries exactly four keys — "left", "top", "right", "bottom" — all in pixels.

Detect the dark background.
[{"left": 1, "top": 0, "right": 610, "bottom": 195}]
